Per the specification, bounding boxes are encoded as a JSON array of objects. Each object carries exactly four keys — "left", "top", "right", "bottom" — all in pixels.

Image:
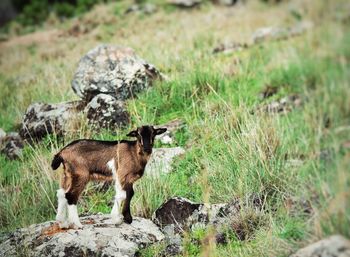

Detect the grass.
[{"left": 0, "top": 0, "right": 349, "bottom": 256}]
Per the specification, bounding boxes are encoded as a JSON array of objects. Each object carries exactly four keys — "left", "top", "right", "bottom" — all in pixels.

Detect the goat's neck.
[{"left": 136, "top": 143, "right": 151, "bottom": 166}]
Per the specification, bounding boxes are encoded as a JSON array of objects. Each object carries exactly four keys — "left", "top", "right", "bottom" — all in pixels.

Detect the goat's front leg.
[
  {"left": 122, "top": 183, "right": 134, "bottom": 224},
  {"left": 111, "top": 178, "right": 126, "bottom": 225}
]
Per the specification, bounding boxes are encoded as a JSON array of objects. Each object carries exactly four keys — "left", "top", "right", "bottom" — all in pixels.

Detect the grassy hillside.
[{"left": 0, "top": 0, "right": 349, "bottom": 256}]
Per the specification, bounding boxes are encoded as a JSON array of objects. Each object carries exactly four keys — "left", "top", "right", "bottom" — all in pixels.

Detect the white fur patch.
[
  {"left": 107, "top": 158, "right": 126, "bottom": 224},
  {"left": 56, "top": 188, "right": 68, "bottom": 228},
  {"left": 68, "top": 204, "right": 82, "bottom": 228}
]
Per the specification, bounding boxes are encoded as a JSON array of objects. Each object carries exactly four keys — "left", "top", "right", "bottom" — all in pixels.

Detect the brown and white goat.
[{"left": 51, "top": 125, "right": 167, "bottom": 228}]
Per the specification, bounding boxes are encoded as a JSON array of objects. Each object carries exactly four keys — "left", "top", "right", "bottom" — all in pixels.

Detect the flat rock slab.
[
  {"left": 290, "top": 235, "right": 350, "bottom": 257},
  {"left": 0, "top": 214, "right": 164, "bottom": 257},
  {"left": 145, "top": 147, "right": 185, "bottom": 176}
]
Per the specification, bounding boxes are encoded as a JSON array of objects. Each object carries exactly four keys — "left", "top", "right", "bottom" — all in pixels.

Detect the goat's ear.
[
  {"left": 155, "top": 128, "right": 167, "bottom": 135},
  {"left": 127, "top": 130, "right": 138, "bottom": 137}
]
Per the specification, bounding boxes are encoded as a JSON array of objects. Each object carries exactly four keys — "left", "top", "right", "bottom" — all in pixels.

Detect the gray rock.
[
  {"left": 161, "top": 224, "right": 183, "bottom": 256},
  {"left": 153, "top": 197, "right": 204, "bottom": 231},
  {"left": 213, "top": 42, "right": 248, "bottom": 54},
  {"left": 254, "top": 94, "right": 303, "bottom": 114},
  {"left": 212, "top": 0, "right": 238, "bottom": 6},
  {"left": 290, "top": 235, "right": 350, "bottom": 257},
  {"left": 143, "top": 3, "right": 158, "bottom": 14},
  {"left": 0, "top": 132, "right": 24, "bottom": 160},
  {"left": 252, "top": 27, "right": 289, "bottom": 43},
  {"left": 252, "top": 21, "right": 313, "bottom": 43},
  {"left": 71, "top": 44, "right": 162, "bottom": 102},
  {"left": 157, "top": 119, "right": 184, "bottom": 145},
  {"left": 153, "top": 196, "right": 262, "bottom": 252},
  {"left": 125, "top": 3, "right": 157, "bottom": 15},
  {"left": 153, "top": 197, "right": 235, "bottom": 232},
  {"left": 168, "top": 0, "right": 202, "bottom": 8},
  {"left": 145, "top": 147, "right": 185, "bottom": 176},
  {"left": 0, "top": 214, "right": 164, "bottom": 257},
  {"left": 84, "top": 94, "right": 129, "bottom": 130},
  {"left": 19, "top": 101, "right": 84, "bottom": 141}
]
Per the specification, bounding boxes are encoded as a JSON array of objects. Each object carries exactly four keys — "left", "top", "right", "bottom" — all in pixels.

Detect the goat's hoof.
[
  {"left": 124, "top": 215, "right": 132, "bottom": 224},
  {"left": 72, "top": 223, "right": 83, "bottom": 229},
  {"left": 57, "top": 220, "right": 69, "bottom": 229},
  {"left": 69, "top": 221, "right": 83, "bottom": 229},
  {"left": 111, "top": 216, "right": 123, "bottom": 225}
]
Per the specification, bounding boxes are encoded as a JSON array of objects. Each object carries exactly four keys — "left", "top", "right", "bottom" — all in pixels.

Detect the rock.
[
  {"left": 211, "top": 0, "right": 238, "bottom": 6},
  {"left": 19, "top": 101, "right": 84, "bottom": 142},
  {"left": 252, "top": 21, "right": 313, "bottom": 44},
  {"left": 168, "top": 0, "right": 202, "bottom": 8},
  {"left": 160, "top": 224, "right": 183, "bottom": 256},
  {"left": 84, "top": 94, "right": 129, "bottom": 130},
  {"left": 290, "top": 235, "right": 350, "bottom": 257},
  {"left": 157, "top": 119, "right": 184, "bottom": 145},
  {"left": 71, "top": 44, "right": 162, "bottom": 102},
  {"left": 145, "top": 147, "right": 185, "bottom": 176},
  {"left": 259, "top": 85, "right": 278, "bottom": 99},
  {"left": 212, "top": 42, "right": 248, "bottom": 54},
  {"left": 125, "top": 3, "right": 157, "bottom": 15},
  {"left": 153, "top": 197, "right": 238, "bottom": 232},
  {"left": 254, "top": 94, "right": 302, "bottom": 114},
  {"left": 143, "top": 3, "right": 158, "bottom": 14},
  {"left": 161, "top": 243, "right": 183, "bottom": 256},
  {"left": 153, "top": 197, "right": 204, "bottom": 231},
  {"left": 0, "top": 132, "right": 24, "bottom": 160},
  {"left": 252, "top": 27, "right": 289, "bottom": 43},
  {"left": 289, "top": 21, "right": 313, "bottom": 37},
  {"left": 284, "top": 196, "right": 313, "bottom": 216},
  {"left": 0, "top": 214, "right": 164, "bottom": 257}
]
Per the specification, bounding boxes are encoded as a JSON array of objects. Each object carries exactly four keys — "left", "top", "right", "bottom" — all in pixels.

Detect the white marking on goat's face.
[{"left": 107, "top": 158, "right": 126, "bottom": 225}]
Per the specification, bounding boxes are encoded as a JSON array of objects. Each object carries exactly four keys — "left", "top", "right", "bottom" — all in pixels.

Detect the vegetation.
[{"left": 0, "top": 0, "right": 349, "bottom": 256}]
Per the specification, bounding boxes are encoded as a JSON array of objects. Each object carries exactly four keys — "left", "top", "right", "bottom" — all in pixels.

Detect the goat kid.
[{"left": 51, "top": 125, "right": 167, "bottom": 228}]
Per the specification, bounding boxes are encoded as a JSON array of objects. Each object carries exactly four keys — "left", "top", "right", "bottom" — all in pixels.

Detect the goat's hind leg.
[
  {"left": 65, "top": 173, "right": 88, "bottom": 228},
  {"left": 56, "top": 172, "right": 70, "bottom": 228}
]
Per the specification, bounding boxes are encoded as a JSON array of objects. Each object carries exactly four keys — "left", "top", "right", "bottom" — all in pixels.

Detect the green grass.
[{"left": 0, "top": 0, "right": 349, "bottom": 256}]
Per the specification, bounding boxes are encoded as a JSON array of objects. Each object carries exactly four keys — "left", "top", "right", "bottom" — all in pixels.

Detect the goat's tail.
[{"left": 51, "top": 153, "right": 63, "bottom": 170}]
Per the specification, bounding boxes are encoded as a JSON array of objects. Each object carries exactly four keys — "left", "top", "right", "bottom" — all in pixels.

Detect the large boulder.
[
  {"left": 19, "top": 101, "right": 84, "bottom": 141},
  {"left": 290, "top": 235, "right": 350, "bottom": 257},
  {"left": 0, "top": 214, "right": 164, "bottom": 257},
  {"left": 84, "top": 94, "right": 130, "bottom": 130},
  {"left": 71, "top": 44, "right": 162, "bottom": 102}
]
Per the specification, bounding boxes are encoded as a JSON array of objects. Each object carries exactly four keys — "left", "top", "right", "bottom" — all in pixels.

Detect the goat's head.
[{"left": 127, "top": 125, "right": 167, "bottom": 154}]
